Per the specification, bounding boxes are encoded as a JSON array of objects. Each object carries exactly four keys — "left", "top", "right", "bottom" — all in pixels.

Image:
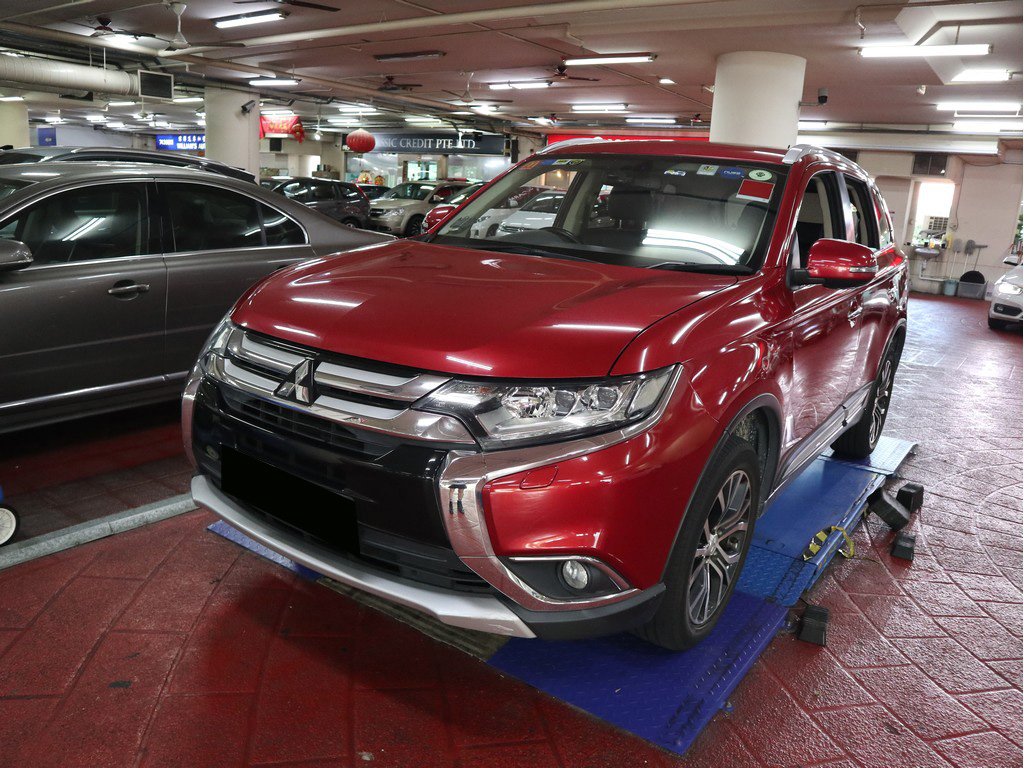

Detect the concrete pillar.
[
  {"left": 709, "top": 52, "right": 806, "bottom": 149},
  {"left": 0, "top": 101, "right": 29, "bottom": 148},
  {"left": 204, "top": 86, "right": 260, "bottom": 177}
]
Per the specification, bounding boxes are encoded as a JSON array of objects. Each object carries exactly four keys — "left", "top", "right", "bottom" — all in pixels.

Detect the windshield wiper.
[
  {"left": 651, "top": 262, "right": 755, "bottom": 275},
  {"left": 472, "top": 243, "right": 595, "bottom": 262}
]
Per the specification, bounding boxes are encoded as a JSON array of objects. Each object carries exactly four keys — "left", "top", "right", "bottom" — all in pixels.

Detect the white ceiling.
[{"left": 0, "top": 0, "right": 1020, "bottom": 138}]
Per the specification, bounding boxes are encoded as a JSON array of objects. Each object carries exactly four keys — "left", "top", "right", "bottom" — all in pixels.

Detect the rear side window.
[
  {"left": 0, "top": 182, "right": 149, "bottom": 265},
  {"left": 844, "top": 176, "right": 879, "bottom": 249},
  {"left": 309, "top": 182, "right": 337, "bottom": 201},
  {"left": 339, "top": 184, "right": 365, "bottom": 202},
  {"left": 261, "top": 203, "right": 305, "bottom": 246},
  {"left": 793, "top": 173, "right": 843, "bottom": 269},
  {"left": 164, "top": 183, "right": 262, "bottom": 251},
  {"left": 871, "top": 187, "right": 894, "bottom": 248}
]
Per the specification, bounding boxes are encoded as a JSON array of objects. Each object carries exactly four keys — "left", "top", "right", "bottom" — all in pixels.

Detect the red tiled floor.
[{"left": 0, "top": 294, "right": 1019, "bottom": 768}]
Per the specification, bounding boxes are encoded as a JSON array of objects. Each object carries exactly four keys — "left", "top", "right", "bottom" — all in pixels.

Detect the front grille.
[
  {"left": 994, "top": 303, "right": 1022, "bottom": 317},
  {"left": 369, "top": 207, "right": 386, "bottom": 216}
]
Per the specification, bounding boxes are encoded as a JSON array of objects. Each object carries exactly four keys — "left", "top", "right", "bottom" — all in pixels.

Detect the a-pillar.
[
  {"left": 709, "top": 52, "right": 806, "bottom": 149},
  {"left": 0, "top": 100, "right": 29, "bottom": 148},
  {"left": 204, "top": 86, "right": 260, "bottom": 178}
]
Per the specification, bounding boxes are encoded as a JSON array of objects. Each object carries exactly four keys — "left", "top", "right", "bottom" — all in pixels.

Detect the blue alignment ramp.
[{"left": 489, "top": 436, "right": 915, "bottom": 756}]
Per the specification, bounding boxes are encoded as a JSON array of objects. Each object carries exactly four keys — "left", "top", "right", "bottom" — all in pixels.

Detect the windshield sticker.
[
  {"left": 736, "top": 179, "right": 774, "bottom": 202},
  {"left": 664, "top": 167, "right": 688, "bottom": 177},
  {"left": 748, "top": 169, "right": 774, "bottom": 181},
  {"left": 719, "top": 167, "right": 745, "bottom": 179},
  {"left": 552, "top": 158, "right": 584, "bottom": 166},
  {"left": 521, "top": 160, "right": 540, "bottom": 170},
  {"left": 697, "top": 164, "right": 718, "bottom": 176}
]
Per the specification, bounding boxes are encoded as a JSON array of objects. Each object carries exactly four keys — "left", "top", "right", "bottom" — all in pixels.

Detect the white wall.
[
  {"left": 46, "top": 124, "right": 135, "bottom": 148},
  {"left": 946, "top": 153, "right": 1023, "bottom": 284}
]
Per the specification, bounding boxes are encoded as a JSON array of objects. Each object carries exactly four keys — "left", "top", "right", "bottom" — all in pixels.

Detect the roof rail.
[
  {"left": 782, "top": 143, "right": 852, "bottom": 166},
  {"left": 535, "top": 137, "right": 608, "bottom": 155}
]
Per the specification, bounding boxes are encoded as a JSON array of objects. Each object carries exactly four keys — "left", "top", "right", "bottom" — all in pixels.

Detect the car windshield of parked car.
[
  {"left": 0, "top": 179, "right": 32, "bottom": 199},
  {"left": 380, "top": 182, "right": 435, "bottom": 201},
  {"left": 0, "top": 152, "right": 44, "bottom": 165},
  {"left": 434, "top": 154, "right": 786, "bottom": 272}
]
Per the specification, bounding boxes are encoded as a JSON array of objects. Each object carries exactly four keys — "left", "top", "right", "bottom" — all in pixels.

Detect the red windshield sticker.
[{"left": 736, "top": 179, "right": 774, "bottom": 202}]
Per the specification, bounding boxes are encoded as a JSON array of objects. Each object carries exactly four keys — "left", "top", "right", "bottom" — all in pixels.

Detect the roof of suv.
[
  {"left": 0, "top": 146, "right": 255, "bottom": 182},
  {"left": 0, "top": 161, "right": 258, "bottom": 187},
  {"left": 536, "top": 139, "right": 852, "bottom": 168}
]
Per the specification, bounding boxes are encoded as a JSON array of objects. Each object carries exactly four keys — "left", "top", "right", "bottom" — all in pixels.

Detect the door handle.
[{"left": 107, "top": 281, "right": 150, "bottom": 298}]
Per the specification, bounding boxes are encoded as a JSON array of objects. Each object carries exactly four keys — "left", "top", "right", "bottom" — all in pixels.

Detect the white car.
[
  {"left": 469, "top": 186, "right": 552, "bottom": 239},
  {"left": 495, "top": 190, "right": 565, "bottom": 237},
  {"left": 989, "top": 258, "right": 1023, "bottom": 329}
]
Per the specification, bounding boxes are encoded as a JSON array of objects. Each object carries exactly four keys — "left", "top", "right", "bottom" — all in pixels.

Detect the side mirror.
[
  {"left": 0, "top": 239, "right": 32, "bottom": 272},
  {"left": 1003, "top": 254, "right": 1021, "bottom": 266},
  {"left": 795, "top": 239, "right": 877, "bottom": 288}
]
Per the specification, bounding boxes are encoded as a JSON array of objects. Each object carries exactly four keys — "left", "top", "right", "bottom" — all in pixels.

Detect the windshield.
[
  {"left": 0, "top": 179, "right": 32, "bottom": 199},
  {"left": 434, "top": 154, "right": 787, "bottom": 272},
  {"left": 0, "top": 152, "right": 45, "bottom": 165},
  {"left": 381, "top": 182, "right": 436, "bottom": 201}
]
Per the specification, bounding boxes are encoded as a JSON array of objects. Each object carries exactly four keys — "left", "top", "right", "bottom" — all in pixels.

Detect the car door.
[
  {"left": 158, "top": 180, "right": 316, "bottom": 374},
  {"left": 0, "top": 179, "right": 167, "bottom": 415},
  {"left": 779, "top": 170, "right": 864, "bottom": 464}
]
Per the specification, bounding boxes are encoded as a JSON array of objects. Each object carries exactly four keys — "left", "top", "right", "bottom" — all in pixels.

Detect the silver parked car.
[
  {"left": 0, "top": 146, "right": 257, "bottom": 183},
  {"left": 0, "top": 162, "right": 391, "bottom": 434}
]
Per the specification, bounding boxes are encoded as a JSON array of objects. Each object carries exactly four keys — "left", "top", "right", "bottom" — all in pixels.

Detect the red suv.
[{"left": 184, "top": 141, "right": 907, "bottom": 650}]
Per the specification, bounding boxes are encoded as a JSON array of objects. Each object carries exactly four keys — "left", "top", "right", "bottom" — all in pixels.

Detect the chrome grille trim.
[{"left": 212, "top": 330, "right": 473, "bottom": 445}]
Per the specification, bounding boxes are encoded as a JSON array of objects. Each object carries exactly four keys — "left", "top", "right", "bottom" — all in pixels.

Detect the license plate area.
[{"left": 221, "top": 446, "right": 359, "bottom": 553}]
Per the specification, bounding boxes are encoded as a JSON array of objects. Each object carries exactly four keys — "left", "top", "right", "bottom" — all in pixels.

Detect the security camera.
[
  {"left": 240, "top": 99, "right": 256, "bottom": 115},
  {"left": 817, "top": 87, "right": 829, "bottom": 105}
]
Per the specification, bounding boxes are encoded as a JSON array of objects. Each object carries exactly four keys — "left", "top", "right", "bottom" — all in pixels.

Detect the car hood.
[
  {"left": 998, "top": 264, "right": 1023, "bottom": 287},
  {"left": 232, "top": 241, "right": 737, "bottom": 378},
  {"left": 370, "top": 198, "right": 422, "bottom": 211}
]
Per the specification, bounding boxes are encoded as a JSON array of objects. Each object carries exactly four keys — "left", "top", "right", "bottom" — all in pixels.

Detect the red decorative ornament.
[{"left": 346, "top": 129, "right": 375, "bottom": 153}]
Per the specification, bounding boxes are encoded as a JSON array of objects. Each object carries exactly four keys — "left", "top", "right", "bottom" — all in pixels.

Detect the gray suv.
[
  {"left": 271, "top": 177, "right": 369, "bottom": 228},
  {"left": 0, "top": 162, "right": 390, "bottom": 434}
]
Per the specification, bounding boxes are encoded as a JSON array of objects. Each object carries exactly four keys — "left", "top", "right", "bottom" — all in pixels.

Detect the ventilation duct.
[{"left": 0, "top": 57, "right": 137, "bottom": 96}]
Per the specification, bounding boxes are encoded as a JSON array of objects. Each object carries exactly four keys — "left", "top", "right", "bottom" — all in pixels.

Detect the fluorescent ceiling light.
[
  {"left": 337, "top": 105, "right": 377, "bottom": 113},
  {"left": 261, "top": 109, "right": 294, "bottom": 116},
  {"left": 951, "top": 68, "right": 1011, "bottom": 83},
  {"left": 952, "top": 119, "right": 1023, "bottom": 133},
  {"left": 564, "top": 53, "right": 656, "bottom": 66},
  {"left": 658, "top": 77, "right": 675, "bottom": 84},
  {"left": 858, "top": 44, "right": 991, "bottom": 58},
  {"left": 936, "top": 101, "right": 1020, "bottom": 112},
  {"left": 572, "top": 104, "right": 628, "bottom": 112},
  {"left": 0, "top": 96, "right": 24, "bottom": 102},
  {"left": 86, "top": 114, "right": 107, "bottom": 122},
  {"left": 173, "top": 96, "right": 204, "bottom": 104},
  {"left": 626, "top": 117, "right": 676, "bottom": 124},
  {"left": 213, "top": 11, "right": 286, "bottom": 29},
  {"left": 405, "top": 116, "right": 442, "bottom": 123},
  {"left": 489, "top": 81, "right": 552, "bottom": 90},
  {"left": 450, "top": 111, "right": 474, "bottom": 115},
  {"left": 374, "top": 50, "right": 445, "bottom": 62},
  {"left": 531, "top": 117, "right": 554, "bottom": 125},
  {"left": 249, "top": 78, "right": 299, "bottom": 86},
  {"left": 108, "top": 101, "right": 136, "bottom": 107},
  {"left": 798, "top": 120, "right": 828, "bottom": 130},
  {"left": 43, "top": 115, "right": 64, "bottom": 123},
  {"left": 106, "top": 121, "right": 125, "bottom": 129}
]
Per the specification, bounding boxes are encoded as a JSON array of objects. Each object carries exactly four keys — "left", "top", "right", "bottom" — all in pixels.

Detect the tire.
[
  {"left": 988, "top": 317, "right": 1008, "bottom": 330},
  {"left": 341, "top": 218, "right": 361, "bottom": 229},
  {"left": 831, "top": 346, "right": 897, "bottom": 459},
  {"left": 0, "top": 506, "right": 18, "bottom": 546},
  {"left": 404, "top": 216, "right": 424, "bottom": 237},
  {"left": 635, "top": 435, "right": 760, "bottom": 651},
  {"left": 486, "top": 223, "right": 499, "bottom": 238}
]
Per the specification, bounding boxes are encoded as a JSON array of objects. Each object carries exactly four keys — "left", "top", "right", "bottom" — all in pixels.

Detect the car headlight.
[
  {"left": 996, "top": 282, "right": 1023, "bottom": 296},
  {"left": 194, "top": 315, "right": 235, "bottom": 376},
  {"left": 382, "top": 208, "right": 405, "bottom": 218},
  {"left": 417, "top": 366, "right": 678, "bottom": 449}
]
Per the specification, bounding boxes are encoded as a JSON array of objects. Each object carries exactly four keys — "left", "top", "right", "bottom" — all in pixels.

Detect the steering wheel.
[{"left": 539, "top": 226, "right": 581, "bottom": 244}]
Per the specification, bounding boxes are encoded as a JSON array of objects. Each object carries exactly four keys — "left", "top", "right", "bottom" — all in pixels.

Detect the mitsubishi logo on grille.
[{"left": 275, "top": 359, "right": 315, "bottom": 404}]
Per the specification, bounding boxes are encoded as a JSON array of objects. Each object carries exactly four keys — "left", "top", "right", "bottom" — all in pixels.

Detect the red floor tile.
[
  {"left": 352, "top": 688, "right": 453, "bottom": 768},
  {"left": 455, "top": 741, "right": 561, "bottom": 768},
  {"left": 0, "top": 697, "right": 60, "bottom": 767},
  {"left": 811, "top": 705, "right": 951, "bottom": 768},
  {"left": 933, "top": 730, "right": 1024, "bottom": 768},
  {"left": 140, "top": 693, "right": 252, "bottom": 768},
  {"left": 957, "top": 689, "right": 1024, "bottom": 747},
  {"left": 896, "top": 637, "right": 1012, "bottom": 695}
]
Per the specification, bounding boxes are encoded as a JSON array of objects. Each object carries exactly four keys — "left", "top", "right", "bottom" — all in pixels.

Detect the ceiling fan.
[
  {"left": 378, "top": 75, "right": 422, "bottom": 92},
  {"left": 551, "top": 64, "right": 600, "bottom": 82},
  {"left": 444, "top": 72, "right": 513, "bottom": 105},
  {"left": 234, "top": 0, "right": 340, "bottom": 11}
]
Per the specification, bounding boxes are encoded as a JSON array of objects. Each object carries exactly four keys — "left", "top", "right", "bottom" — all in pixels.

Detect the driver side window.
[{"left": 792, "top": 173, "right": 842, "bottom": 270}]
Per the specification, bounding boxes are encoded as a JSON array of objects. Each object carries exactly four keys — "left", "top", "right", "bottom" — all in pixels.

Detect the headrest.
[{"left": 607, "top": 187, "right": 653, "bottom": 221}]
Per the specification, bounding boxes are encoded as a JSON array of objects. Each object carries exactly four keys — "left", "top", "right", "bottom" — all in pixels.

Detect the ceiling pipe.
[
  {"left": 0, "top": 21, "right": 468, "bottom": 115},
  {"left": 0, "top": 53, "right": 137, "bottom": 94}
]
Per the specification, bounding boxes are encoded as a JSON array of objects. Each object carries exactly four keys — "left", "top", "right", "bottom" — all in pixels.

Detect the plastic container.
[
  {"left": 956, "top": 270, "right": 987, "bottom": 300},
  {"left": 941, "top": 279, "right": 958, "bottom": 296}
]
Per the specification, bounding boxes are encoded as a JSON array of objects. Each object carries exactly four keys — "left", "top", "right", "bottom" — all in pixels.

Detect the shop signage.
[
  {"left": 372, "top": 132, "right": 505, "bottom": 155},
  {"left": 37, "top": 127, "right": 57, "bottom": 146},
  {"left": 155, "top": 133, "right": 206, "bottom": 151},
  {"left": 260, "top": 115, "right": 306, "bottom": 143}
]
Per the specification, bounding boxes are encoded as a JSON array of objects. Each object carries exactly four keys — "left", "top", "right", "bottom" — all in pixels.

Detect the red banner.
[{"left": 260, "top": 115, "right": 305, "bottom": 143}]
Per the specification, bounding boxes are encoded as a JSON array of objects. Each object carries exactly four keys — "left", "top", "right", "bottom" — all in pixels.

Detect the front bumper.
[
  {"left": 990, "top": 295, "right": 1023, "bottom": 319},
  {"left": 367, "top": 217, "right": 404, "bottom": 234}
]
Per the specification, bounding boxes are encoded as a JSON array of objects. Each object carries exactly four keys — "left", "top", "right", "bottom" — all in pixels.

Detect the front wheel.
[
  {"left": 404, "top": 215, "right": 424, "bottom": 237},
  {"left": 831, "top": 347, "right": 897, "bottom": 459},
  {"left": 0, "top": 506, "right": 19, "bottom": 546},
  {"left": 635, "top": 435, "right": 759, "bottom": 651}
]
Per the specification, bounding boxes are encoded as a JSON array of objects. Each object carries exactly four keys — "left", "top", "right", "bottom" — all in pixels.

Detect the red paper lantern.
[{"left": 346, "top": 129, "right": 375, "bottom": 153}]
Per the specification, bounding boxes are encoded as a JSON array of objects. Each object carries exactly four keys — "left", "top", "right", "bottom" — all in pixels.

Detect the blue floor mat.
[{"left": 489, "top": 436, "right": 915, "bottom": 756}]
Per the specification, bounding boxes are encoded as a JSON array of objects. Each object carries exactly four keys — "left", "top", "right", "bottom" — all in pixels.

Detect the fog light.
[{"left": 560, "top": 559, "right": 590, "bottom": 591}]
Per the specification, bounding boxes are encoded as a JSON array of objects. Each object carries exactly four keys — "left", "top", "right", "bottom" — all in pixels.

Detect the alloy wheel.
[
  {"left": 687, "top": 469, "right": 751, "bottom": 627},
  {"left": 869, "top": 357, "right": 894, "bottom": 446}
]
